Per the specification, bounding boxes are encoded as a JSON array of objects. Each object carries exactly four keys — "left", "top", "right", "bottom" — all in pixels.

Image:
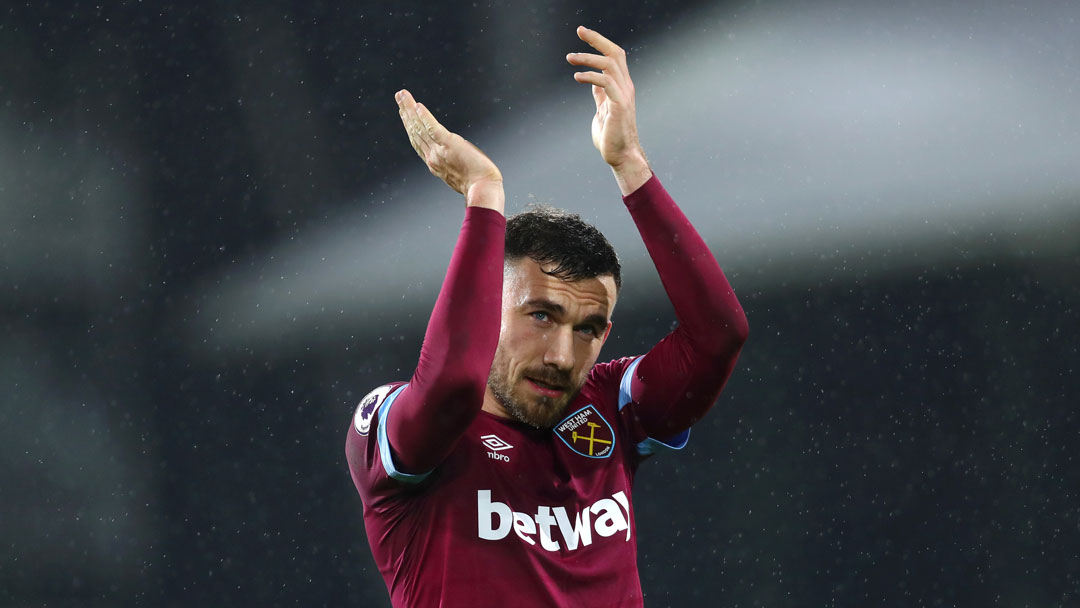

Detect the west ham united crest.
[{"left": 554, "top": 405, "right": 615, "bottom": 459}]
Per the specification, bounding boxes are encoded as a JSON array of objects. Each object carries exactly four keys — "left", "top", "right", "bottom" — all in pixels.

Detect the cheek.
[
  {"left": 495, "top": 328, "right": 539, "bottom": 377},
  {"left": 501, "top": 315, "right": 547, "bottom": 351},
  {"left": 499, "top": 309, "right": 534, "bottom": 341},
  {"left": 574, "top": 341, "right": 604, "bottom": 378}
]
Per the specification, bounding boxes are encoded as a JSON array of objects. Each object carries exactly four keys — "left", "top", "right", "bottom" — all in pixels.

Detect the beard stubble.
[{"left": 486, "top": 349, "right": 582, "bottom": 430}]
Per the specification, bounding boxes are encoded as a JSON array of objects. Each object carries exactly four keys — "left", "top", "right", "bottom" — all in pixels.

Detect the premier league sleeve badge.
[{"left": 353, "top": 385, "right": 393, "bottom": 436}]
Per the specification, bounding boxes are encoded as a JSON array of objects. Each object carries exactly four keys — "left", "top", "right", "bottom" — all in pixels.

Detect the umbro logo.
[
  {"left": 481, "top": 434, "right": 513, "bottom": 462},
  {"left": 481, "top": 434, "right": 513, "bottom": 451}
]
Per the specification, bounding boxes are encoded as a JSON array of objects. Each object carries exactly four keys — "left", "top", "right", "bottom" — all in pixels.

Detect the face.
[{"left": 487, "top": 258, "right": 617, "bottom": 429}]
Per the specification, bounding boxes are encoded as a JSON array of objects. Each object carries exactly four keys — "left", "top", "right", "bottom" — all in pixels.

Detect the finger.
[
  {"left": 399, "top": 91, "right": 440, "bottom": 154},
  {"left": 397, "top": 106, "right": 425, "bottom": 156},
  {"left": 405, "top": 130, "right": 426, "bottom": 159},
  {"left": 576, "top": 26, "right": 628, "bottom": 70},
  {"left": 395, "top": 88, "right": 419, "bottom": 116},
  {"left": 395, "top": 89, "right": 413, "bottom": 129},
  {"left": 410, "top": 103, "right": 436, "bottom": 150},
  {"left": 415, "top": 102, "right": 451, "bottom": 144},
  {"left": 566, "top": 52, "right": 627, "bottom": 87},
  {"left": 396, "top": 91, "right": 432, "bottom": 158},
  {"left": 396, "top": 90, "right": 422, "bottom": 136},
  {"left": 404, "top": 117, "right": 430, "bottom": 159},
  {"left": 566, "top": 52, "right": 615, "bottom": 71},
  {"left": 397, "top": 89, "right": 430, "bottom": 139},
  {"left": 397, "top": 105, "right": 412, "bottom": 136},
  {"left": 573, "top": 71, "right": 623, "bottom": 104}
]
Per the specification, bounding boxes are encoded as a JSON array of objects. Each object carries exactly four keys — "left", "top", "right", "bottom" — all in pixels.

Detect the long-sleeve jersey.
[{"left": 346, "top": 175, "right": 747, "bottom": 607}]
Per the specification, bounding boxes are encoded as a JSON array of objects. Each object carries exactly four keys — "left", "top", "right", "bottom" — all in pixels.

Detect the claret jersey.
[
  {"left": 346, "top": 356, "right": 688, "bottom": 608},
  {"left": 345, "top": 175, "right": 747, "bottom": 607}
]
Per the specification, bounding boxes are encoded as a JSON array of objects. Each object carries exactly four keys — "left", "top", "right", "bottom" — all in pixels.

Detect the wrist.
[
  {"left": 609, "top": 152, "right": 652, "bottom": 196},
  {"left": 465, "top": 179, "right": 505, "bottom": 215}
]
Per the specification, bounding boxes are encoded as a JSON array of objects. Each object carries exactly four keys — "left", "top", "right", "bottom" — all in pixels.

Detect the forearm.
[
  {"left": 624, "top": 175, "right": 748, "bottom": 435},
  {"left": 624, "top": 175, "right": 748, "bottom": 356},
  {"left": 387, "top": 205, "right": 506, "bottom": 471}
]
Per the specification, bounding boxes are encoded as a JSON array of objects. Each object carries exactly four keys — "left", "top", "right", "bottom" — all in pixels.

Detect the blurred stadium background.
[{"left": 2, "top": 0, "right": 1077, "bottom": 606}]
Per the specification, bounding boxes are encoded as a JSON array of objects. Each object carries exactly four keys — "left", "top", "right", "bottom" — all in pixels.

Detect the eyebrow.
[{"left": 524, "top": 298, "right": 609, "bottom": 328}]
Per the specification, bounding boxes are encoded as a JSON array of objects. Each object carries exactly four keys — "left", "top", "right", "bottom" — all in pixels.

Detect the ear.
[{"left": 600, "top": 320, "right": 614, "bottom": 343}]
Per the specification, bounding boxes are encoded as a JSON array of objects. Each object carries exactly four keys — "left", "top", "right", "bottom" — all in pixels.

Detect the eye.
[
  {"left": 530, "top": 311, "right": 550, "bottom": 322},
  {"left": 576, "top": 325, "right": 600, "bottom": 338}
]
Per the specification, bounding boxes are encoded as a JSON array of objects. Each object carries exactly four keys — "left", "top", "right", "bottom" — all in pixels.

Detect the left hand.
[{"left": 567, "top": 26, "right": 647, "bottom": 172}]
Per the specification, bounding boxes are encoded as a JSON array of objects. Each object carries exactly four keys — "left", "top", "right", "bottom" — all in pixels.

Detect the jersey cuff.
[
  {"left": 376, "top": 384, "right": 433, "bottom": 484},
  {"left": 618, "top": 355, "right": 693, "bottom": 457},
  {"left": 617, "top": 356, "right": 643, "bottom": 412},
  {"left": 637, "top": 429, "right": 690, "bottom": 456}
]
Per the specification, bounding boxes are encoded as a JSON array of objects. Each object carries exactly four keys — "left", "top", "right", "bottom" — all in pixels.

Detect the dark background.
[{"left": 2, "top": 1, "right": 1077, "bottom": 606}]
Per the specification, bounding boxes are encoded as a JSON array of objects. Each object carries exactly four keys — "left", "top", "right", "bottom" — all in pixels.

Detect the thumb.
[{"left": 591, "top": 85, "right": 607, "bottom": 109}]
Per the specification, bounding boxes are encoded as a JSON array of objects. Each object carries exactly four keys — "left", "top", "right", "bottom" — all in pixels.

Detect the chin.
[
  {"left": 527, "top": 403, "right": 570, "bottom": 430},
  {"left": 511, "top": 390, "right": 576, "bottom": 430},
  {"left": 488, "top": 369, "right": 581, "bottom": 429}
]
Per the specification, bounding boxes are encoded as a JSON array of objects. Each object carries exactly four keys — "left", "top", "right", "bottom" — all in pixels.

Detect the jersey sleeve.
[
  {"left": 346, "top": 382, "right": 413, "bottom": 504},
  {"left": 591, "top": 357, "right": 691, "bottom": 462},
  {"left": 347, "top": 205, "right": 505, "bottom": 497},
  {"left": 620, "top": 174, "right": 749, "bottom": 440}
]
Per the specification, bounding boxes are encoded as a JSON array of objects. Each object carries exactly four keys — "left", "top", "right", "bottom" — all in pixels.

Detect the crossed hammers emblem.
[{"left": 571, "top": 422, "right": 612, "bottom": 456}]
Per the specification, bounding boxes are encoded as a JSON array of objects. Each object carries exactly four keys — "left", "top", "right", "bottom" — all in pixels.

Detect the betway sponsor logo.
[{"left": 477, "top": 490, "right": 631, "bottom": 551}]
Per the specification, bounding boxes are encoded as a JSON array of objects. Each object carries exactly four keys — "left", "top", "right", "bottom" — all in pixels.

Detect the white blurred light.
[{"left": 192, "top": 0, "right": 1080, "bottom": 352}]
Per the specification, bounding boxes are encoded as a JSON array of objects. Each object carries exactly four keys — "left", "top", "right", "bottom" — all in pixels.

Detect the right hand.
[{"left": 395, "top": 89, "right": 504, "bottom": 211}]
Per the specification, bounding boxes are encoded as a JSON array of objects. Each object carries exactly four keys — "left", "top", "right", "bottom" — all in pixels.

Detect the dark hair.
[{"left": 505, "top": 204, "right": 621, "bottom": 290}]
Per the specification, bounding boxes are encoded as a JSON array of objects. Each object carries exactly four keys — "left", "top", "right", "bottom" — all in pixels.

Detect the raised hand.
[
  {"left": 395, "top": 89, "right": 504, "bottom": 212},
  {"left": 566, "top": 26, "right": 652, "bottom": 195}
]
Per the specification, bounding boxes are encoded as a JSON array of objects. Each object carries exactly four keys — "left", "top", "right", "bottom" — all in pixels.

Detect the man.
[{"left": 346, "top": 26, "right": 748, "bottom": 607}]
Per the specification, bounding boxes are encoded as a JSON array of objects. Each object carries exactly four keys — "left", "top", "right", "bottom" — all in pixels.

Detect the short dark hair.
[{"left": 505, "top": 204, "right": 621, "bottom": 290}]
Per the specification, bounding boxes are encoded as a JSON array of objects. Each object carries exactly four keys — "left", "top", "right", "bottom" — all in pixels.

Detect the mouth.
[{"left": 525, "top": 377, "right": 566, "bottom": 398}]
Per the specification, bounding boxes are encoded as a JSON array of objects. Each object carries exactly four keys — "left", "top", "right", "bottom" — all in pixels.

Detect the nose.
[{"left": 542, "top": 325, "right": 575, "bottom": 372}]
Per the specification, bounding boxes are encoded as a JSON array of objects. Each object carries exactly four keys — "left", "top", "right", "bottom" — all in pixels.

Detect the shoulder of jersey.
[
  {"left": 352, "top": 383, "right": 402, "bottom": 436},
  {"left": 583, "top": 356, "right": 637, "bottom": 400},
  {"left": 587, "top": 356, "right": 637, "bottom": 384}
]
